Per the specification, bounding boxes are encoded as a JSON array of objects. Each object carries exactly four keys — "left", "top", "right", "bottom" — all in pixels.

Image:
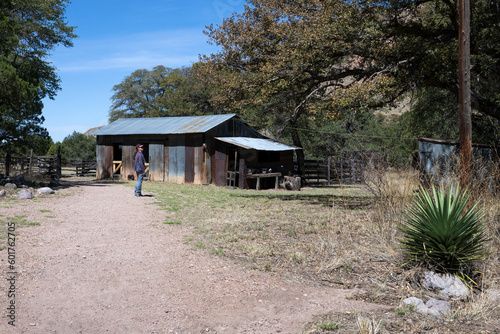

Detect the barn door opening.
[
  {"left": 113, "top": 143, "right": 123, "bottom": 176},
  {"left": 227, "top": 149, "right": 239, "bottom": 187}
]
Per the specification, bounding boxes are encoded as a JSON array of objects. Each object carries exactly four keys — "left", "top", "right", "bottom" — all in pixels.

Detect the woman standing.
[{"left": 134, "top": 144, "right": 146, "bottom": 196}]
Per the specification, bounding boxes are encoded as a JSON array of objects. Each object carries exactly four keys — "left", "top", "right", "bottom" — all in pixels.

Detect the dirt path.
[{"left": 1, "top": 183, "right": 387, "bottom": 333}]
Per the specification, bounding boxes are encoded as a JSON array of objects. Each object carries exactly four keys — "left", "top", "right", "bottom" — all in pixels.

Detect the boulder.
[
  {"left": 403, "top": 296, "right": 451, "bottom": 318},
  {"left": 37, "top": 187, "right": 55, "bottom": 195},
  {"left": 49, "top": 180, "right": 61, "bottom": 188},
  {"left": 5, "top": 183, "right": 17, "bottom": 190},
  {"left": 0, "top": 189, "right": 5, "bottom": 197},
  {"left": 422, "top": 271, "right": 469, "bottom": 299},
  {"left": 18, "top": 189, "right": 34, "bottom": 199}
]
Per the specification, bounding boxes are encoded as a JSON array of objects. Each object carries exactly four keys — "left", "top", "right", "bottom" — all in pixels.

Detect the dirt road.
[{"left": 1, "top": 182, "right": 387, "bottom": 333}]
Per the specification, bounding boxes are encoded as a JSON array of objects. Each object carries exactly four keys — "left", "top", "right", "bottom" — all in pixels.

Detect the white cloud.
[{"left": 53, "top": 28, "right": 219, "bottom": 72}]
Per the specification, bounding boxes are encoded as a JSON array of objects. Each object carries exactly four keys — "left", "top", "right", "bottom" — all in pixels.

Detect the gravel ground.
[{"left": 0, "top": 182, "right": 388, "bottom": 333}]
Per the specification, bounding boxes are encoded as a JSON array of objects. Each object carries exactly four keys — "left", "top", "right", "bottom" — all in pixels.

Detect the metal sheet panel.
[
  {"left": 168, "top": 135, "right": 186, "bottom": 184},
  {"left": 91, "top": 114, "right": 237, "bottom": 136},
  {"left": 215, "top": 137, "right": 300, "bottom": 151},
  {"left": 148, "top": 143, "right": 165, "bottom": 181}
]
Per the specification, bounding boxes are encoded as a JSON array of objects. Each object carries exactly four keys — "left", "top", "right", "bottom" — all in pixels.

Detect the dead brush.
[
  {"left": 356, "top": 315, "right": 383, "bottom": 334},
  {"left": 364, "top": 159, "right": 419, "bottom": 246}
]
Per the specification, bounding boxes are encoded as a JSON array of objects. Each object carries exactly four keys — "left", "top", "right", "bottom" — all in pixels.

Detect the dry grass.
[{"left": 141, "top": 165, "right": 500, "bottom": 332}]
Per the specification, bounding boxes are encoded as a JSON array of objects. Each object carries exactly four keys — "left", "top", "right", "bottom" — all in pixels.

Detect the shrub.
[{"left": 399, "top": 185, "right": 488, "bottom": 273}]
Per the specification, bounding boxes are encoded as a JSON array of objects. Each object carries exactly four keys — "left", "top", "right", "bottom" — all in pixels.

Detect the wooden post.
[
  {"left": 56, "top": 145, "right": 62, "bottom": 179},
  {"left": 340, "top": 152, "right": 344, "bottom": 184},
  {"left": 5, "top": 149, "right": 11, "bottom": 177},
  {"left": 327, "top": 156, "right": 331, "bottom": 186},
  {"left": 458, "top": 0, "right": 472, "bottom": 189},
  {"left": 29, "top": 149, "right": 33, "bottom": 176}
]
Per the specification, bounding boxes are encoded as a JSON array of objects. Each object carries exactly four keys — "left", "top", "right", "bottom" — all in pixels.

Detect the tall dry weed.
[{"left": 364, "top": 158, "right": 419, "bottom": 246}]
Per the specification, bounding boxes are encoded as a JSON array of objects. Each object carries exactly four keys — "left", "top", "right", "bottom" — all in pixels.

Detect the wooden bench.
[{"left": 246, "top": 172, "right": 281, "bottom": 190}]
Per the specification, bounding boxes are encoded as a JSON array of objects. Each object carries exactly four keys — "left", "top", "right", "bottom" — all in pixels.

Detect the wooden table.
[{"left": 246, "top": 172, "right": 281, "bottom": 190}]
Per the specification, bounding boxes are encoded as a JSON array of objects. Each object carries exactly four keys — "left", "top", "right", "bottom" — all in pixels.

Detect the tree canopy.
[
  {"left": 0, "top": 0, "right": 76, "bottom": 149},
  {"left": 108, "top": 64, "right": 216, "bottom": 122},
  {"left": 200, "top": 0, "right": 500, "bottom": 147}
]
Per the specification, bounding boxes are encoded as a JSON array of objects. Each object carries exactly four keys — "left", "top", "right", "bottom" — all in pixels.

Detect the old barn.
[{"left": 91, "top": 114, "right": 300, "bottom": 189}]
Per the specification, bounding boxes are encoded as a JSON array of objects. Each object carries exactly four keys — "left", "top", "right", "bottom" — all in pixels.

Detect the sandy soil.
[{"left": 1, "top": 182, "right": 388, "bottom": 334}]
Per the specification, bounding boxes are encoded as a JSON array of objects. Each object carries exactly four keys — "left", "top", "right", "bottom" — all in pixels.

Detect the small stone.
[
  {"left": 37, "top": 187, "right": 55, "bottom": 194},
  {"left": 18, "top": 189, "right": 34, "bottom": 199},
  {"left": 0, "top": 189, "right": 5, "bottom": 197}
]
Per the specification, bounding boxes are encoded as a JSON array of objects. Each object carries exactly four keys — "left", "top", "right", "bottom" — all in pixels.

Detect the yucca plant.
[{"left": 399, "top": 185, "right": 488, "bottom": 273}]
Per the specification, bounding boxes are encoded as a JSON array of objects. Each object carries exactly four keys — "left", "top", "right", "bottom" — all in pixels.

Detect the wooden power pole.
[{"left": 458, "top": 0, "right": 472, "bottom": 189}]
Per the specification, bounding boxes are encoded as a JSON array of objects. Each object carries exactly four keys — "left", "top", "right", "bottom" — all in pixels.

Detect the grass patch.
[
  {"left": 316, "top": 320, "right": 340, "bottom": 331},
  {"left": 0, "top": 215, "right": 41, "bottom": 250},
  {"left": 141, "top": 171, "right": 500, "bottom": 333},
  {"left": 163, "top": 221, "right": 182, "bottom": 225}
]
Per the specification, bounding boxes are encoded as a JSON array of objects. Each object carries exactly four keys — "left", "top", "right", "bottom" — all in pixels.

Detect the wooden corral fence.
[
  {"left": 1, "top": 149, "right": 61, "bottom": 179},
  {"left": 72, "top": 160, "right": 97, "bottom": 176},
  {"left": 302, "top": 151, "right": 375, "bottom": 185}
]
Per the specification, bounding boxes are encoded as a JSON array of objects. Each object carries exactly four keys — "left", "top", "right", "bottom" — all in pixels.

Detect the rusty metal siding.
[
  {"left": 168, "top": 135, "right": 186, "bottom": 184},
  {"left": 214, "top": 149, "right": 227, "bottom": 186},
  {"left": 184, "top": 135, "right": 195, "bottom": 183},
  {"left": 194, "top": 146, "right": 204, "bottom": 184},
  {"left": 96, "top": 145, "right": 113, "bottom": 179},
  {"left": 148, "top": 143, "right": 165, "bottom": 181},
  {"left": 164, "top": 145, "right": 169, "bottom": 182}
]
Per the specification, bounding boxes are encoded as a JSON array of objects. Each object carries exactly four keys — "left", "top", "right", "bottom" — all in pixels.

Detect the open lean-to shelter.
[{"left": 91, "top": 114, "right": 301, "bottom": 189}]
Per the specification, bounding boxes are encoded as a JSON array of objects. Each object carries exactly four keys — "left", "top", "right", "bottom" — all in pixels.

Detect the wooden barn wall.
[
  {"left": 121, "top": 145, "right": 134, "bottom": 180},
  {"left": 214, "top": 149, "right": 227, "bottom": 186},
  {"left": 96, "top": 145, "right": 113, "bottom": 179}
]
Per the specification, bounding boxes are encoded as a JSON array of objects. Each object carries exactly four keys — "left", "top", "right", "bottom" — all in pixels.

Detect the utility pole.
[{"left": 458, "top": 0, "right": 472, "bottom": 189}]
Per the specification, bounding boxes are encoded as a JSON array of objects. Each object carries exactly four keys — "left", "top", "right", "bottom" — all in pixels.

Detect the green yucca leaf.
[{"left": 400, "top": 185, "right": 488, "bottom": 273}]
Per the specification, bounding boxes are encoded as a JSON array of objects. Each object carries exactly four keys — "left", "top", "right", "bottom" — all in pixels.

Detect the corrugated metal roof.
[
  {"left": 417, "top": 137, "right": 490, "bottom": 148},
  {"left": 91, "top": 114, "right": 237, "bottom": 135},
  {"left": 216, "top": 137, "right": 301, "bottom": 151}
]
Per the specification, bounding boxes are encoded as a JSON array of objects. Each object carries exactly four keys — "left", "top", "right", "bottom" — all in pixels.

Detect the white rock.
[
  {"left": 422, "top": 271, "right": 469, "bottom": 299},
  {"left": 403, "top": 296, "right": 451, "bottom": 318},
  {"left": 18, "top": 189, "right": 34, "bottom": 199},
  {"left": 37, "top": 187, "right": 55, "bottom": 194},
  {"left": 425, "top": 297, "right": 451, "bottom": 317}
]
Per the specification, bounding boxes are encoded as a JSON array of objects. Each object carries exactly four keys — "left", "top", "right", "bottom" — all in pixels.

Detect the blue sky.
[{"left": 42, "top": 0, "right": 246, "bottom": 142}]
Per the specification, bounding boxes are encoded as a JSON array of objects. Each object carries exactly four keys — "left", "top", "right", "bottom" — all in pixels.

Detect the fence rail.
[
  {"left": 301, "top": 151, "right": 377, "bottom": 186},
  {"left": 0, "top": 151, "right": 61, "bottom": 179}
]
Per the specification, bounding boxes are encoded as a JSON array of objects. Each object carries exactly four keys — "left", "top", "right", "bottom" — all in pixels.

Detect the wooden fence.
[
  {"left": 72, "top": 160, "right": 97, "bottom": 176},
  {"left": 302, "top": 151, "right": 375, "bottom": 185},
  {"left": 0, "top": 151, "right": 62, "bottom": 179}
]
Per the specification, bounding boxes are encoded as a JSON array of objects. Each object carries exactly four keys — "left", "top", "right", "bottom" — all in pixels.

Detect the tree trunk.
[{"left": 290, "top": 126, "right": 305, "bottom": 177}]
